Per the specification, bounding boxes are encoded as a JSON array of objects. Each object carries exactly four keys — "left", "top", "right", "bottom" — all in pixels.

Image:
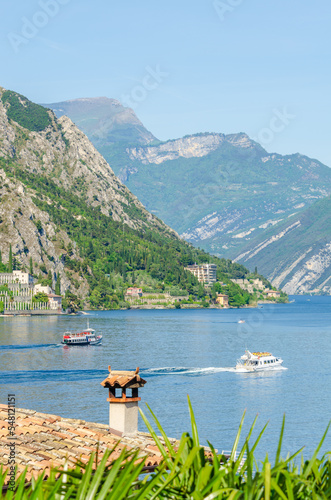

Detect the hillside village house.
[
  {"left": 216, "top": 293, "right": 229, "bottom": 307},
  {"left": 125, "top": 287, "right": 143, "bottom": 298},
  {"left": 0, "top": 272, "right": 62, "bottom": 313},
  {"left": 184, "top": 264, "right": 217, "bottom": 284},
  {"left": 0, "top": 270, "right": 34, "bottom": 285},
  {"left": 265, "top": 289, "right": 281, "bottom": 298}
]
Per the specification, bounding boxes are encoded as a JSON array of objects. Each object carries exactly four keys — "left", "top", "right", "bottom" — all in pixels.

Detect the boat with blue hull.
[{"left": 61, "top": 323, "right": 102, "bottom": 346}]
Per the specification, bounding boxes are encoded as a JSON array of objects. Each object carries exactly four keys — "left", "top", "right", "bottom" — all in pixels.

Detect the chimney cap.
[{"left": 101, "top": 367, "right": 146, "bottom": 389}]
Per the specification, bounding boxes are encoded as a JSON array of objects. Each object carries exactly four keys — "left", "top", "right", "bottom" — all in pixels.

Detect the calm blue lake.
[{"left": 1, "top": 295, "right": 330, "bottom": 462}]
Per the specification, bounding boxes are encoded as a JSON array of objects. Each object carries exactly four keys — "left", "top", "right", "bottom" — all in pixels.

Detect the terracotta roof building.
[{"left": 0, "top": 404, "right": 171, "bottom": 482}]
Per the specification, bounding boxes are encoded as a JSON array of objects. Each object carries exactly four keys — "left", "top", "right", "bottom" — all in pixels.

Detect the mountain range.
[
  {"left": 0, "top": 87, "right": 260, "bottom": 308},
  {"left": 45, "top": 97, "right": 331, "bottom": 294}
]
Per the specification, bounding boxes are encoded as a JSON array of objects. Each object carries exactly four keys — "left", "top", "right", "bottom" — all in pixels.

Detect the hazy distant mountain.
[{"left": 43, "top": 96, "right": 156, "bottom": 148}]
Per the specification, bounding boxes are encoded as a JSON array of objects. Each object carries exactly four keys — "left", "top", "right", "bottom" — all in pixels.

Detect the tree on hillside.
[
  {"left": 55, "top": 274, "right": 61, "bottom": 295},
  {"left": 62, "top": 291, "right": 81, "bottom": 313},
  {"left": 0, "top": 251, "right": 7, "bottom": 273},
  {"left": 8, "top": 245, "right": 13, "bottom": 273},
  {"left": 33, "top": 292, "right": 49, "bottom": 303}
]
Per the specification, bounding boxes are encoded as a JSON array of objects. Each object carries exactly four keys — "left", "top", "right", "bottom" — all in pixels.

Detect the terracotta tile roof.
[{"left": 0, "top": 404, "right": 175, "bottom": 483}]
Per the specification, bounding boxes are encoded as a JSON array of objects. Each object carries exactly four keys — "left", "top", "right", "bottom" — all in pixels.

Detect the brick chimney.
[{"left": 100, "top": 367, "right": 146, "bottom": 436}]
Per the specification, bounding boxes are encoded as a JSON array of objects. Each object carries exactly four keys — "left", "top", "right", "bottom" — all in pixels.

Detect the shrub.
[{"left": 1, "top": 90, "right": 52, "bottom": 132}]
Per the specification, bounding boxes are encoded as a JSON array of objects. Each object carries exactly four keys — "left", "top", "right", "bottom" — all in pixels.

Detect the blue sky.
[{"left": 1, "top": 0, "right": 331, "bottom": 165}]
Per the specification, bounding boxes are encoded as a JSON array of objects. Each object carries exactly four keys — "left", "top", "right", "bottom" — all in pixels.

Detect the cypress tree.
[
  {"left": 8, "top": 245, "right": 13, "bottom": 273},
  {"left": 29, "top": 257, "right": 33, "bottom": 275},
  {"left": 47, "top": 270, "right": 53, "bottom": 287},
  {"left": 55, "top": 274, "right": 61, "bottom": 295}
]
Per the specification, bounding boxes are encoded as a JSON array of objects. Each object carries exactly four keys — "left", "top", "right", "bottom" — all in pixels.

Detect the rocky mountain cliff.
[{"left": 233, "top": 196, "right": 331, "bottom": 294}]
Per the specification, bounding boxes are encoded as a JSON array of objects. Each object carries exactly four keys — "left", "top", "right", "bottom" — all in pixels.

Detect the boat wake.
[
  {"left": 0, "top": 343, "right": 61, "bottom": 351},
  {"left": 143, "top": 365, "right": 288, "bottom": 377},
  {"left": 0, "top": 369, "right": 106, "bottom": 384},
  {"left": 143, "top": 366, "right": 237, "bottom": 377}
]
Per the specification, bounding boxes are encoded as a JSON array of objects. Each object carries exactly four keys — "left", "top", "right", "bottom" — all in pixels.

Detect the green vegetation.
[
  {"left": 0, "top": 251, "right": 7, "bottom": 273},
  {"left": 29, "top": 257, "right": 33, "bottom": 276},
  {"left": 1, "top": 90, "right": 52, "bottom": 132},
  {"left": 8, "top": 245, "right": 12, "bottom": 273},
  {"left": 55, "top": 274, "right": 61, "bottom": 295},
  {"left": 62, "top": 290, "right": 82, "bottom": 313},
  {"left": 1, "top": 399, "right": 330, "bottom": 499},
  {"left": 32, "top": 292, "right": 49, "bottom": 303}
]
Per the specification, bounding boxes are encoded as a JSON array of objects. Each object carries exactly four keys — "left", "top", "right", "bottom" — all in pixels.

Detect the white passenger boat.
[
  {"left": 61, "top": 323, "right": 102, "bottom": 346},
  {"left": 235, "top": 350, "right": 283, "bottom": 372}
]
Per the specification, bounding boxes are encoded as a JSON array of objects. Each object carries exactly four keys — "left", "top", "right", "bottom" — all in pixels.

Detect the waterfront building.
[
  {"left": 216, "top": 293, "right": 229, "bottom": 307},
  {"left": 48, "top": 293, "right": 62, "bottom": 311},
  {"left": 184, "top": 263, "right": 217, "bottom": 284},
  {"left": 265, "top": 289, "right": 281, "bottom": 298},
  {"left": 0, "top": 272, "right": 62, "bottom": 314}
]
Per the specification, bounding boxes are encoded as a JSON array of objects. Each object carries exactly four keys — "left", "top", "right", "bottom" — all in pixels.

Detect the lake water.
[{"left": 1, "top": 295, "right": 330, "bottom": 462}]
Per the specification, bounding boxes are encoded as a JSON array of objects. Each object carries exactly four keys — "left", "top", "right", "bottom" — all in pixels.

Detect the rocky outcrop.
[
  {"left": 232, "top": 196, "right": 331, "bottom": 294},
  {"left": 0, "top": 169, "right": 87, "bottom": 296},
  {"left": 128, "top": 133, "right": 256, "bottom": 164}
]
